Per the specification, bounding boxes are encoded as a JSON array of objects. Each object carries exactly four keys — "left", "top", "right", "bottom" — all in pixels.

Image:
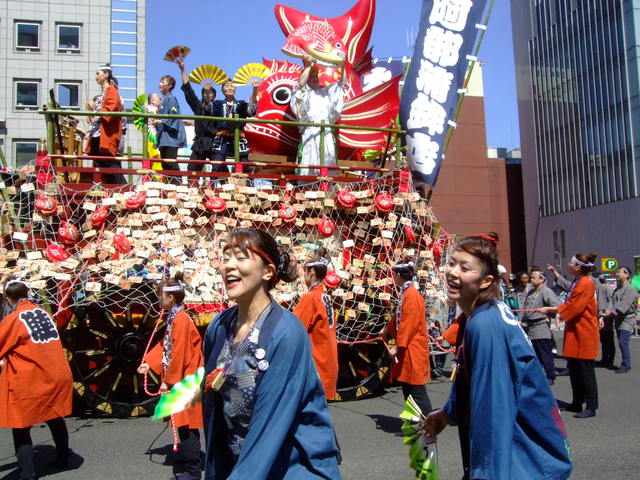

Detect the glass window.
[
  {"left": 56, "top": 82, "right": 80, "bottom": 108},
  {"left": 112, "top": 10, "right": 137, "bottom": 21},
  {"left": 57, "top": 24, "right": 81, "bottom": 52},
  {"left": 112, "top": 43, "right": 137, "bottom": 54},
  {"left": 15, "top": 22, "right": 40, "bottom": 50},
  {"left": 15, "top": 81, "right": 39, "bottom": 110},
  {"left": 111, "top": 32, "right": 136, "bottom": 43},
  {"left": 113, "top": 0, "right": 137, "bottom": 10},
  {"left": 14, "top": 141, "right": 38, "bottom": 168}
]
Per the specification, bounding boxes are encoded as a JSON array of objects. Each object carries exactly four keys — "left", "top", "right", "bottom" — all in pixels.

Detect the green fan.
[
  {"left": 131, "top": 94, "right": 157, "bottom": 145},
  {"left": 153, "top": 367, "right": 204, "bottom": 420},
  {"left": 399, "top": 396, "right": 439, "bottom": 480},
  {"left": 631, "top": 274, "right": 640, "bottom": 292}
]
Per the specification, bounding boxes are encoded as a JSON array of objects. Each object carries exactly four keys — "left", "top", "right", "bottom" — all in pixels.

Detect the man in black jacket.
[{"left": 177, "top": 59, "right": 223, "bottom": 179}]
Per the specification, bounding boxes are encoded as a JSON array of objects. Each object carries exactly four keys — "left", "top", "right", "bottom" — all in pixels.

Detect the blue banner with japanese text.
[{"left": 400, "top": 0, "right": 487, "bottom": 187}]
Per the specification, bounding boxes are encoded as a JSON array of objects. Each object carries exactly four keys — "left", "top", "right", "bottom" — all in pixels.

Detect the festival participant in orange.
[
  {"left": 293, "top": 248, "right": 339, "bottom": 400},
  {"left": 85, "top": 63, "right": 125, "bottom": 184},
  {"left": 383, "top": 260, "right": 432, "bottom": 415},
  {"left": 0, "top": 279, "right": 73, "bottom": 480},
  {"left": 539, "top": 253, "right": 600, "bottom": 419},
  {"left": 138, "top": 272, "right": 203, "bottom": 480}
]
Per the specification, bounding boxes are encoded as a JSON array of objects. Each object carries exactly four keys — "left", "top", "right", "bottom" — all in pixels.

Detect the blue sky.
[{"left": 146, "top": 0, "right": 519, "bottom": 150}]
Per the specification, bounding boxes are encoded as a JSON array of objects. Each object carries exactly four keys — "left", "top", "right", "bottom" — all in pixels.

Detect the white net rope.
[{"left": 0, "top": 161, "right": 456, "bottom": 344}]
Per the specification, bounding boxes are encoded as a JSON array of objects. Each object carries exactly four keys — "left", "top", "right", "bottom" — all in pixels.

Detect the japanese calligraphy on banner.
[{"left": 400, "top": 0, "right": 487, "bottom": 187}]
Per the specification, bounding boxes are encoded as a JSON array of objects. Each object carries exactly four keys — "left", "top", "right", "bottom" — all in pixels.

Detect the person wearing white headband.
[
  {"left": 138, "top": 271, "right": 203, "bottom": 480},
  {"left": 382, "top": 259, "right": 432, "bottom": 420},
  {"left": 293, "top": 247, "right": 339, "bottom": 401},
  {"left": 539, "top": 253, "right": 600, "bottom": 418}
]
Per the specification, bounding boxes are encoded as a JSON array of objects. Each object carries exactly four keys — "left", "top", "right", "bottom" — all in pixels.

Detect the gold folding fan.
[
  {"left": 163, "top": 45, "right": 191, "bottom": 62},
  {"left": 188, "top": 64, "right": 230, "bottom": 85},
  {"left": 233, "top": 63, "right": 271, "bottom": 86}
]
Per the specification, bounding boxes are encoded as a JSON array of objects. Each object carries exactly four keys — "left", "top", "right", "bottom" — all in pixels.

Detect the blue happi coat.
[
  {"left": 444, "top": 300, "right": 572, "bottom": 480},
  {"left": 202, "top": 299, "right": 341, "bottom": 480}
]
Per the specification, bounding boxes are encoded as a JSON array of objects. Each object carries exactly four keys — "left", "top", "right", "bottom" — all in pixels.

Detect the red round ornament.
[
  {"left": 204, "top": 196, "right": 227, "bottom": 213},
  {"left": 317, "top": 216, "right": 336, "bottom": 237},
  {"left": 324, "top": 270, "right": 341, "bottom": 289},
  {"left": 374, "top": 192, "right": 394, "bottom": 213},
  {"left": 336, "top": 189, "right": 357, "bottom": 208}
]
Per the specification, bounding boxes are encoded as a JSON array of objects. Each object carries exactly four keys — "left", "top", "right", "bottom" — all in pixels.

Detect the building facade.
[
  {"left": 512, "top": 0, "right": 640, "bottom": 272},
  {"left": 0, "top": 0, "right": 145, "bottom": 167}
]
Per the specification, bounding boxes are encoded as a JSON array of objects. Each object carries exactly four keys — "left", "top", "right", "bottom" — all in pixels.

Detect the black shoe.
[
  {"left": 556, "top": 368, "right": 569, "bottom": 376},
  {"left": 594, "top": 360, "right": 612, "bottom": 368},
  {"left": 574, "top": 409, "right": 596, "bottom": 418},
  {"left": 615, "top": 367, "right": 630, "bottom": 373},
  {"left": 559, "top": 403, "right": 582, "bottom": 413},
  {"left": 548, "top": 378, "right": 555, "bottom": 386},
  {"left": 394, "top": 431, "right": 405, "bottom": 437}
]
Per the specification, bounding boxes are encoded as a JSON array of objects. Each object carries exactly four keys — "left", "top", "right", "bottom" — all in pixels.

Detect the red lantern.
[
  {"left": 113, "top": 232, "right": 132, "bottom": 254},
  {"left": 45, "top": 243, "right": 69, "bottom": 263},
  {"left": 277, "top": 202, "right": 297, "bottom": 224},
  {"left": 58, "top": 221, "right": 80, "bottom": 245},
  {"left": 205, "top": 196, "right": 226, "bottom": 213},
  {"left": 324, "top": 270, "right": 341, "bottom": 289},
  {"left": 91, "top": 205, "right": 109, "bottom": 228},
  {"left": 317, "top": 216, "right": 335, "bottom": 237},
  {"left": 34, "top": 193, "right": 57, "bottom": 216},
  {"left": 374, "top": 192, "right": 394, "bottom": 213},
  {"left": 336, "top": 189, "right": 357, "bottom": 208},
  {"left": 125, "top": 192, "right": 146, "bottom": 209},
  {"left": 433, "top": 241, "right": 442, "bottom": 266},
  {"left": 404, "top": 224, "right": 417, "bottom": 245}
]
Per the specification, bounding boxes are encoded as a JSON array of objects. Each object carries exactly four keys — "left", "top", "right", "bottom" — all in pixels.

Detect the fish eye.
[
  {"left": 336, "top": 42, "right": 342, "bottom": 48},
  {"left": 272, "top": 86, "right": 292, "bottom": 105}
]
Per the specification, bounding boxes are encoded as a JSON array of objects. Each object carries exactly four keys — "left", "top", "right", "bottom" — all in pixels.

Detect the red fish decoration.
[
  {"left": 282, "top": 21, "right": 346, "bottom": 66},
  {"left": 245, "top": 0, "right": 400, "bottom": 156},
  {"left": 277, "top": 202, "right": 297, "bottom": 224},
  {"left": 45, "top": 243, "right": 69, "bottom": 263},
  {"left": 125, "top": 192, "right": 146, "bottom": 210},
  {"left": 58, "top": 221, "right": 80, "bottom": 245},
  {"left": 34, "top": 193, "right": 57, "bottom": 216},
  {"left": 91, "top": 205, "right": 109, "bottom": 228},
  {"left": 113, "top": 232, "right": 132, "bottom": 254}
]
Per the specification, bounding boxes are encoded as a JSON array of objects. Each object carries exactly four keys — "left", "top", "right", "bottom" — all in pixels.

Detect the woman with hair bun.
[
  {"left": 424, "top": 233, "right": 572, "bottom": 480},
  {"left": 293, "top": 247, "right": 339, "bottom": 400},
  {"left": 85, "top": 63, "right": 126, "bottom": 185},
  {"left": 202, "top": 228, "right": 340, "bottom": 479},
  {"left": 0, "top": 279, "right": 73, "bottom": 480},
  {"left": 540, "top": 253, "right": 600, "bottom": 418},
  {"left": 138, "top": 271, "right": 203, "bottom": 480},
  {"left": 382, "top": 258, "right": 432, "bottom": 416}
]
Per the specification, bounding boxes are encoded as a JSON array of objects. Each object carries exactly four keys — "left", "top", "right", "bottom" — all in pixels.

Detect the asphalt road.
[{"left": 1, "top": 337, "right": 639, "bottom": 479}]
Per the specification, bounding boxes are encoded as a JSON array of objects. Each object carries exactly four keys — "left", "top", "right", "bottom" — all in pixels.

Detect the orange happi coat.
[
  {"left": 145, "top": 309, "right": 203, "bottom": 428},
  {"left": 293, "top": 283, "right": 339, "bottom": 400},
  {"left": 388, "top": 284, "right": 430, "bottom": 385},
  {"left": 85, "top": 83, "right": 123, "bottom": 156},
  {"left": 0, "top": 300, "right": 73, "bottom": 428},
  {"left": 557, "top": 275, "right": 599, "bottom": 359}
]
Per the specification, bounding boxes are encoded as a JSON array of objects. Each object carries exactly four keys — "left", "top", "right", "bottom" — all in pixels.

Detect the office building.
[
  {"left": 512, "top": 0, "right": 639, "bottom": 271},
  {"left": 0, "top": 0, "right": 146, "bottom": 167}
]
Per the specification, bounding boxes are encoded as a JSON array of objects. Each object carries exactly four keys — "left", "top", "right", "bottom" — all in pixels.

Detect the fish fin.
[
  {"left": 339, "top": 75, "right": 401, "bottom": 149},
  {"left": 282, "top": 38, "right": 307, "bottom": 58},
  {"left": 352, "top": 47, "right": 374, "bottom": 76}
]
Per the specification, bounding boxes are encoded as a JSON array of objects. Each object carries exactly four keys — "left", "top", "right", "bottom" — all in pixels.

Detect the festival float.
[{"left": 0, "top": 0, "right": 488, "bottom": 417}]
